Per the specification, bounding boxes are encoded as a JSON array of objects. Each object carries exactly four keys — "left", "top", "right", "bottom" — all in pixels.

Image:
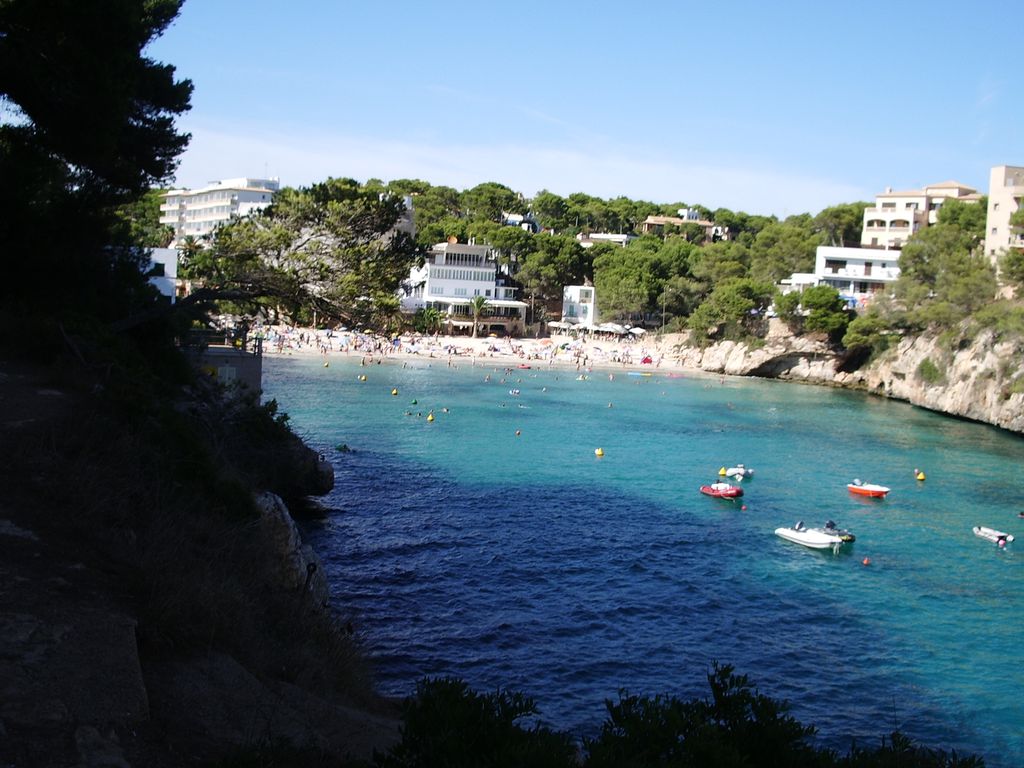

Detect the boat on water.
[
  {"left": 724, "top": 464, "right": 754, "bottom": 479},
  {"left": 700, "top": 482, "right": 743, "bottom": 498},
  {"left": 973, "top": 526, "right": 1015, "bottom": 545},
  {"left": 775, "top": 520, "right": 855, "bottom": 553},
  {"left": 847, "top": 479, "right": 890, "bottom": 498}
]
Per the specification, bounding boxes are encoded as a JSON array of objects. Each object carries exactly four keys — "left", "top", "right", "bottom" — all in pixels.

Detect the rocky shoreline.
[
  {"left": 675, "top": 319, "right": 1024, "bottom": 434},
  {"left": 0, "top": 359, "right": 399, "bottom": 767}
]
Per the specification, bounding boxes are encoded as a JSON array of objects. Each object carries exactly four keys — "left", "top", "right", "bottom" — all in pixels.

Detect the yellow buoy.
[
  {"left": 916, "top": 471, "right": 926, "bottom": 481},
  {"left": 426, "top": 413, "right": 435, "bottom": 422},
  {"left": 595, "top": 448, "right": 604, "bottom": 457},
  {"left": 323, "top": 361, "right": 329, "bottom": 367},
  {"left": 359, "top": 374, "right": 367, "bottom": 381},
  {"left": 391, "top": 388, "right": 398, "bottom": 396},
  {"left": 718, "top": 467, "right": 727, "bottom": 476}
]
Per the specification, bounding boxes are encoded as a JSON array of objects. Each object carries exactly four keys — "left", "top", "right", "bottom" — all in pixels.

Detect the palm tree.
[
  {"left": 372, "top": 293, "right": 403, "bottom": 335},
  {"left": 421, "top": 306, "right": 441, "bottom": 334},
  {"left": 469, "top": 295, "right": 489, "bottom": 338}
]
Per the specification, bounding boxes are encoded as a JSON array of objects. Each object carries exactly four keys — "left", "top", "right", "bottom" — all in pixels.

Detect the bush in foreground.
[{"left": 369, "top": 664, "right": 984, "bottom": 768}]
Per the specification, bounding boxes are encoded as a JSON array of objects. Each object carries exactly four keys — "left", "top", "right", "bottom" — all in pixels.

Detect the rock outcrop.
[
  {"left": 673, "top": 320, "right": 1024, "bottom": 434},
  {"left": 256, "top": 491, "right": 330, "bottom": 605}
]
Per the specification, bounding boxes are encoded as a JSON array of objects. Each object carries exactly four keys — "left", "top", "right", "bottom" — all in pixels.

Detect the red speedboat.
[
  {"left": 700, "top": 482, "right": 743, "bottom": 498},
  {"left": 847, "top": 479, "right": 890, "bottom": 498}
]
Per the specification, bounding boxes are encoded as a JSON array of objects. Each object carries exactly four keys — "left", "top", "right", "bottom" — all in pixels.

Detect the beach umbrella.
[{"left": 628, "top": 327, "right": 646, "bottom": 335}]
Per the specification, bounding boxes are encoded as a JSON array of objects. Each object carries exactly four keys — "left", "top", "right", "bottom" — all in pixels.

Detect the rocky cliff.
[{"left": 673, "top": 320, "right": 1024, "bottom": 434}]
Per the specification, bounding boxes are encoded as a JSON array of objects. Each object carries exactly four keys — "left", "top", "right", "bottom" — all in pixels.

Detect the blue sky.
[{"left": 148, "top": 0, "right": 1023, "bottom": 217}]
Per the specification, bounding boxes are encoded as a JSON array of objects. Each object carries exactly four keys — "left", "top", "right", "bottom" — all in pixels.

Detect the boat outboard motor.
[{"left": 795, "top": 521, "right": 804, "bottom": 530}]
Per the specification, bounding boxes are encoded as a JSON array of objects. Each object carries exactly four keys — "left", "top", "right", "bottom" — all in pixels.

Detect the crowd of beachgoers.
[{"left": 254, "top": 325, "right": 694, "bottom": 374}]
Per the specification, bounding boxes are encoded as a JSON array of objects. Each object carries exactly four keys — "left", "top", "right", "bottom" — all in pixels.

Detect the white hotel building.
[
  {"left": 160, "top": 177, "right": 280, "bottom": 243},
  {"left": 400, "top": 241, "right": 527, "bottom": 335}
]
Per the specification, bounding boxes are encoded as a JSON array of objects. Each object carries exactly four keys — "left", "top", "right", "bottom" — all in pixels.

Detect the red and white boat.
[
  {"left": 700, "top": 482, "right": 743, "bottom": 499},
  {"left": 847, "top": 479, "right": 890, "bottom": 498}
]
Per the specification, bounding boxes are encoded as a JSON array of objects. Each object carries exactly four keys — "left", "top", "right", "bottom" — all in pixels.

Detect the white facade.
[
  {"left": 815, "top": 246, "right": 901, "bottom": 306},
  {"left": 576, "top": 232, "right": 637, "bottom": 248},
  {"left": 861, "top": 180, "right": 980, "bottom": 250},
  {"left": 984, "top": 165, "right": 1024, "bottom": 265},
  {"left": 160, "top": 177, "right": 280, "bottom": 243},
  {"left": 147, "top": 247, "right": 179, "bottom": 303},
  {"left": 561, "top": 285, "right": 597, "bottom": 325},
  {"left": 400, "top": 241, "right": 526, "bottom": 333}
]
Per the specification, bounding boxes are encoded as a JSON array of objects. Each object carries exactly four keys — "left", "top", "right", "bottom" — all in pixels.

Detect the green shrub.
[
  {"left": 376, "top": 669, "right": 986, "bottom": 768},
  {"left": 916, "top": 357, "right": 945, "bottom": 385},
  {"left": 378, "top": 678, "right": 576, "bottom": 767}
]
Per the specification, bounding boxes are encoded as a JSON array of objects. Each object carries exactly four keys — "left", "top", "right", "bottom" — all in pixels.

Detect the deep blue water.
[{"left": 263, "top": 355, "right": 1024, "bottom": 765}]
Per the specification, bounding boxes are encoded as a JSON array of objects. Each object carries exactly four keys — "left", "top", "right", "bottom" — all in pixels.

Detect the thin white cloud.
[{"left": 168, "top": 120, "right": 870, "bottom": 216}]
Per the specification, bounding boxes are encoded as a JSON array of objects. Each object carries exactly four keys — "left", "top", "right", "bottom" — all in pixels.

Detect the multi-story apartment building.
[
  {"left": 160, "top": 177, "right": 280, "bottom": 243},
  {"left": 399, "top": 241, "right": 527, "bottom": 335},
  {"left": 984, "top": 165, "right": 1024, "bottom": 265},
  {"left": 860, "top": 181, "right": 981, "bottom": 250}
]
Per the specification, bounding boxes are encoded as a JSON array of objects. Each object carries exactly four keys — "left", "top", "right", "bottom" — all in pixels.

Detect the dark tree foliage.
[
  {"left": 378, "top": 677, "right": 576, "bottom": 768},
  {"left": 687, "top": 277, "right": 776, "bottom": 344},
  {"left": 0, "top": 0, "right": 192, "bottom": 323},
  {"left": 377, "top": 668, "right": 984, "bottom": 768},
  {"left": 182, "top": 178, "right": 421, "bottom": 328}
]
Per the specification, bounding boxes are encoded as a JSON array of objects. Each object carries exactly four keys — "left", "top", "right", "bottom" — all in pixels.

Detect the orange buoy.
[{"left": 862, "top": 557, "right": 871, "bottom": 566}]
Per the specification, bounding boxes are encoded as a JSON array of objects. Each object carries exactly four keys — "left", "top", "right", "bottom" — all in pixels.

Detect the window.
[
  {"left": 825, "top": 259, "right": 846, "bottom": 272},
  {"left": 905, "top": 202, "right": 918, "bottom": 210},
  {"left": 881, "top": 202, "right": 896, "bottom": 209},
  {"left": 992, "top": 227, "right": 998, "bottom": 235},
  {"left": 994, "top": 203, "right": 1000, "bottom": 211}
]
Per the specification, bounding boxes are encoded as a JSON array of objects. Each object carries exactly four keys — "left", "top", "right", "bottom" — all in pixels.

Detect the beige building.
[
  {"left": 861, "top": 181, "right": 981, "bottom": 250},
  {"left": 639, "top": 208, "right": 728, "bottom": 242},
  {"left": 984, "top": 165, "right": 1024, "bottom": 265}
]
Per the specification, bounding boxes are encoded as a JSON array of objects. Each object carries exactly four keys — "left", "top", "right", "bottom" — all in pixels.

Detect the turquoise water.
[{"left": 263, "top": 355, "right": 1024, "bottom": 764}]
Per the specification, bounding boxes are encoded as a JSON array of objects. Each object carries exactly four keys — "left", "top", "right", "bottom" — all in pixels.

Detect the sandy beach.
[{"left": 257, "top": 326, "right": 700, "bottom": 376}]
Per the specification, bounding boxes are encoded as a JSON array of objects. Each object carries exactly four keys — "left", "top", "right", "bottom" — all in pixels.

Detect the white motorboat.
[
  {"left": 725, "top": 464, "right": 754, "bottom": 480},
  {"left": 775, "top": 521, "right": 855, "bottom": 553},
  {"left": 973, "top": 526, "right": 1014, "bottom": 545}
]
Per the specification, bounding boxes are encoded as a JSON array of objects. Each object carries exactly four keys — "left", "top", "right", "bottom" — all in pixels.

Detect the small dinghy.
[
  {"left": 775, "top": 520, "right": 855, "bottom": 553},
  {"left": 847, "top": 479, "right": 890, "bottom": 498},
  {"left": 973, "top": 526, "right": 1014, "bottom": 545},
  {"left": 724, "top": 464, "right": 754, "bottom": 480},
  {"left": 700, "top": 482, "right": 743, "bottom": 499}
]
